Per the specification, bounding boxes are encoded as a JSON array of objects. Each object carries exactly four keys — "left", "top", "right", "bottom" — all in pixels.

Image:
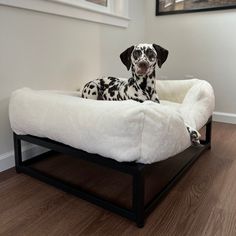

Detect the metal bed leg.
[
  {"left": 133, "top": 172, "right": 145, "bottom": 228},
  {"left": 200, "top": 116, "right": 212, "bottom": 149},
  {"left": 206, "top": 117, "right": 212, "bottom": 149},
  {"left": 13, "top": 133, "right": 22, "bottom": 173}
]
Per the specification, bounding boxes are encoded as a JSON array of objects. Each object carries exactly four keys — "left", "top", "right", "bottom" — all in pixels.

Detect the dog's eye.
[
  {"left": 146, "top": 49, "right": 156, "bottom": 61},
  {"left": 132, "top": 50, "right": 142, "bottom": 60}
]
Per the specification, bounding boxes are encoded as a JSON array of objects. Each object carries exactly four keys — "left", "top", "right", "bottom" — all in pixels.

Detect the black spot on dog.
[
  {"left": 124, "top": 86, "right": 128, "bottom": 93},
  {"left": 133, "top": 98, "right": 143, "bottom": 103},
  {"left": 92, "top": 92, "right": 96, "bottom": 95},
  {"left": 84, "top": 89, "right": 87, "bottom": 93},
  {"left": 134, "top": 87, "right": 138, "bottom": 92},
  {"left": 146, "top": 86, "right": 154, "bottom": 98},
  {"left": 90, "top": 84, "right": 95, "bottom": 89},
  {"left": 149, "top": 71, "right": 155, "bottom": 79},
  {"left": 152, "top": 80, "right": 154, "bottom": 84},
  {"left": 139, "top": 77, "right": 147, "bottom": 90},
  {"left": 129, "top": 78, "right": 135, "bottom": 86},
  {"left": 108, "top": 77, "right": 117, "bottom": 81},
  {"left": 134, "top": 93, "right": 138, "bottom": 97},
  {"left": 100, "top": 80, "right": 106, "bottom": 91},
  {"left": 97, "top": 92, "right": 103, "bottom": 100},
  {"left": 88, "top": 90, "right": 91, "bottom": 95},
  {"left": 117, "top": 94, "right": 122, "bottom": 100},
  {"left": 191, "top": 131, "right": 197, "bottom": 137},
  {"left": 108, "top": 84, "right": 118, "bottom": 97}
]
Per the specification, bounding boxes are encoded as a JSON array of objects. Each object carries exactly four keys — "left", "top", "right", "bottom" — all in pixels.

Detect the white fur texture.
[{"left": 9, "top": 79, "right": 214, "bottom": 164}]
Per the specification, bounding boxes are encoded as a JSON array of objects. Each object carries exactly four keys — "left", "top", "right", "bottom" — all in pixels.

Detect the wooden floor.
[{"left": 0, "top": 122, "right": 236, "bottom": 235}]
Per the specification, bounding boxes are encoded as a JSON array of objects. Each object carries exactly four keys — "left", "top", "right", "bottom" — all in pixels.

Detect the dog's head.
[{"left": 120, "top": 43, "right": 168, "bottom": 76}]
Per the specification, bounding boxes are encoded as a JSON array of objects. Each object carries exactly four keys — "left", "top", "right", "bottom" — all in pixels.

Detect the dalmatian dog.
[
  {"left": 81, "top": 43, "right": 200, "bottom": 144},
  {"left": 81, "top": 44, "right": 164, "bottom": 102}
]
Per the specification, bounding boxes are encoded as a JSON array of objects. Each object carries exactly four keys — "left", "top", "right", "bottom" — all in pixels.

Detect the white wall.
[
  {"left": 145, "top": 0, "right": 236, "bottom": 115},
  {"left": 0, "top": 0, "right": 145, "bottom": 170}
]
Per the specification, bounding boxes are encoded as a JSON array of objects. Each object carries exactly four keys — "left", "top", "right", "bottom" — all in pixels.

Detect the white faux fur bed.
[{"left": 9, "top": 79, "right": 214, "bottom": 164}]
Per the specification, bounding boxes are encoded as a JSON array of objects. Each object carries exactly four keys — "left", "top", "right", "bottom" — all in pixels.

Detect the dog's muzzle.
[{"left": 137, "top": 61, "right": 149, "bottom": 75}]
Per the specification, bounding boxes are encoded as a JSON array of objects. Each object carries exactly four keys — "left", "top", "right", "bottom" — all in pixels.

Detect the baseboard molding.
[
  {"left": 213, "top": 111, "right": 236, "bottom": 124},
  {"left": 0, "top": 144, "right": 48, "bottom": 172}
]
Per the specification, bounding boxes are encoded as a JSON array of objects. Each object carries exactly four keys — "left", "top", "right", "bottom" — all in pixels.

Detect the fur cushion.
[{"left": 9, "top": 79, "right": 214, "bottom": 164}]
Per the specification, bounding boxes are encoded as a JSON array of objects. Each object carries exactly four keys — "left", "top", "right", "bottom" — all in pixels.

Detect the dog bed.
[
  {"left": 9, "top": 78, "right": 214, "bottom": 227},
  {"left": 9, "top": 79, "right": 214, "bottom": 164}
]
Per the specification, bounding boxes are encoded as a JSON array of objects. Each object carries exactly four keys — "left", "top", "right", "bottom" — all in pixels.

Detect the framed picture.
[
  {"left": 86, "top": 0, "right": 107, "bottom": 6},
  {"left": 156, "top": 0, "right": 236, "bottom": 15}
]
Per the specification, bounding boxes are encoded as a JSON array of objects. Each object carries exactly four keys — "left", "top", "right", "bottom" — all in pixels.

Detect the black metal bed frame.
[{"left": 13, "top": 117, "right": 212, "bottom": 227}]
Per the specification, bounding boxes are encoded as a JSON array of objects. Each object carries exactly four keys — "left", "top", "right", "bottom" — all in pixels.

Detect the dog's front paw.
[
  {"left": 186, "top": 125, "right": 201, "bottom": 145},
  {"left": 190, "top": 130, "right": 201, "bottom": 145}
]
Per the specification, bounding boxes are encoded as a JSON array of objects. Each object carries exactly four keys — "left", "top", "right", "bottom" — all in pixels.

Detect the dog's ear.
[
  {"left": 153, "top": 44, "right": 169, "bottom": 68},
  {"left": 120, "top": 46, "right": 134, "bottom": 70}
]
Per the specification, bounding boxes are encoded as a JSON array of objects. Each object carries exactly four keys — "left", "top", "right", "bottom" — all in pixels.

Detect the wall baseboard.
[
  {"left": 0, "top": 144, "right": 48, "bottom": 172},
  {"left": 213, "top": 111, "right": 236, "bottom": 124}
]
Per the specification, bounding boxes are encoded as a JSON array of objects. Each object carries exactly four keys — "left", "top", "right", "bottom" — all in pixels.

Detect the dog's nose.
[{"left": 138, "top": 61, "right": 149, "bottom": 69}]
